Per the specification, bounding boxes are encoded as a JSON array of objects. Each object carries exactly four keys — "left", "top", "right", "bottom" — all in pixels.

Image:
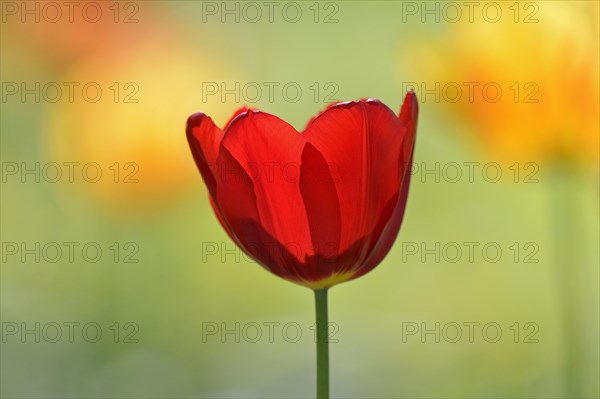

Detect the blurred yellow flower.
[{"left": 401, "top": 1, "right": 599, "bottom": 167}]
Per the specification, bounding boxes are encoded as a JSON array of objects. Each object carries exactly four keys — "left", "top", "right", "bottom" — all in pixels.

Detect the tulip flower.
[{"left": 186, "top": 91, "right": 418, "bottom": 398}]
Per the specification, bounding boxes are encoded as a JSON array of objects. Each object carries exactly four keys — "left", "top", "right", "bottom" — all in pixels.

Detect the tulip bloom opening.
[
  {"left": 187, "top": 91, "right": 418, "bottom": 398},
  {"left": 186, "top": 91, "right": 418, "bottom": 289}
]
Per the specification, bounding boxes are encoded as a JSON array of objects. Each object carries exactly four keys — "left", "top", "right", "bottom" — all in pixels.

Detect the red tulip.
[{"left": 186, "top": 91, "right": 418, "bottom": 288}]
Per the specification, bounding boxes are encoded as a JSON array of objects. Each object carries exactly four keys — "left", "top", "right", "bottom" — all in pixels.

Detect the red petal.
[
  {"left": 219, "top": 111, "right": 313, "bottom": 262},
  {"left": 214, "top": 146, "right": 318, "bottom": 285},
  {"left": 223, "top": 106, "right": 259, "bottom": 131},
  {"left": 399, "top": 90, "right": 419, "bottom": 126},
  {"left": 186, "top": 112, "right": 223, "bottom": 197},
  {"left": 212, "top": 146, "right": 290, "bottom": 275},
  {"left": 299, "top": 143, "right": 341, "bottom": 259},
  {"left": 303, "top": 100, "right": 403, "bottom": 265},
  {"left": 356, "top": 91, "right": 419, "bottom": 277}
]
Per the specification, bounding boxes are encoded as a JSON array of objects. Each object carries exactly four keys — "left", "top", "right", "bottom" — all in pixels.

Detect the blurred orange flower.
[
  {"left": 0, "top": 1, "right": 154, "bottom": 70},
  {"left": 402, "top": 2, "right": 599, "bottom": 168}
]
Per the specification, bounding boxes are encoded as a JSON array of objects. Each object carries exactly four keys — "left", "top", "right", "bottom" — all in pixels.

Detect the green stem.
[{"left": 314, "top": 288, "right": 329, "bottom": 399}]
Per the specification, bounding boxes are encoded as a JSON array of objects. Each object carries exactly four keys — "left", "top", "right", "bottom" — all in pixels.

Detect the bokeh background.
[{"left": 1, "top": 1, "right": 598, "bottom": 398}]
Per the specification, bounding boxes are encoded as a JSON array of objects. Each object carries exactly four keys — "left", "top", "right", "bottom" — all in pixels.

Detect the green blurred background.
[{"left": 1, "top": 1, "right": 598, "bottom": 398}]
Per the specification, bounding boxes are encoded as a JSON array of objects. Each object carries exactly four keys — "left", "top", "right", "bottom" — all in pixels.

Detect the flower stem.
[{"left": 314, "top": 288, "right": 329, "bottom": 399}]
